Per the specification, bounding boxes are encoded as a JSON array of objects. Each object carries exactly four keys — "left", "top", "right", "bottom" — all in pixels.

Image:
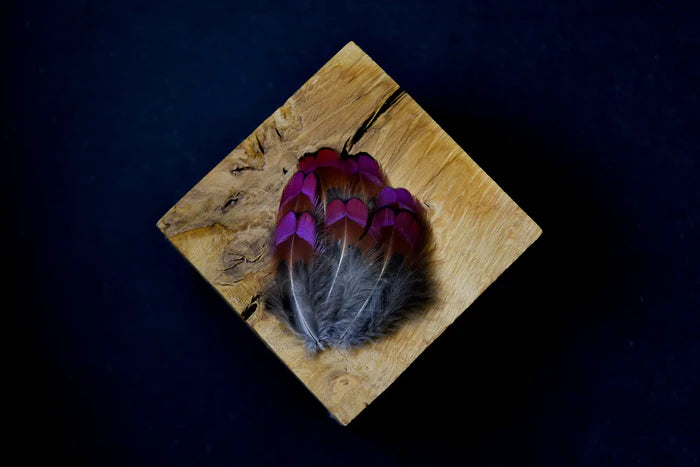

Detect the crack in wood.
[
  {"left": 255, "top": 133, "right": 265, "bottom": 155},
  {"left": 342, "top": 88, "right": 405, "bottom": 155},
  {"left": 230, "top": 165, "right": 263, "bottom": 175},
  {"left": 221, "top": 192, "right": 243, "bottom": 213},
  {"left": 242, "top": 294, "right": 261, "bottom": 320},
  {"left": 222, "top": 251, "right": 264, "bottom": 273}
]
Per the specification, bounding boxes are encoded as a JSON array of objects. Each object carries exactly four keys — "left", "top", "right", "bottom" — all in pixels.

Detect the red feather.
[{"left": 267, "top": 149, "right": 433, "bottom": 351}]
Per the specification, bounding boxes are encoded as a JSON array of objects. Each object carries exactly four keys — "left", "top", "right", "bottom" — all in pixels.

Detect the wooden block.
[{"left": 157, "top": 42, "right": 541, "bottom": 425}]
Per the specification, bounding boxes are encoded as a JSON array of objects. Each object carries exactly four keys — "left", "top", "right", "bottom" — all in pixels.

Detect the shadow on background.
[{"left": 347, "top": 104, "right": 618, "bottom": 458}]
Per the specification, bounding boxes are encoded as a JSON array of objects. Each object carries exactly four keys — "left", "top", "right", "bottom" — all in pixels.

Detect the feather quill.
[{"left": 266, "top": 149, "right": 433, "bottom": 352}]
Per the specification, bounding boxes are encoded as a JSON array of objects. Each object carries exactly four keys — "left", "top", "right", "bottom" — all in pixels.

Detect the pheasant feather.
[{"left": 266, "top": 149, "right": 433, "bottom": 352}]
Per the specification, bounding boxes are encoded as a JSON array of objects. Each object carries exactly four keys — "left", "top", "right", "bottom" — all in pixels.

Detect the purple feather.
[{"left": 266, "top": 149, "right": 433, "bottom": 352}]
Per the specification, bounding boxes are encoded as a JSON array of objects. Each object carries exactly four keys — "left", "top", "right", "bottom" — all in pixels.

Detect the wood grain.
[{"left": 157, "top": 42, "right": 541, "bottom": 425}]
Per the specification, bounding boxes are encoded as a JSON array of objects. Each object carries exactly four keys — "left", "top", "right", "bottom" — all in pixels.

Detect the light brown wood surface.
[{"left": 157, "top": 41, "right": 541, "bottom": 425}]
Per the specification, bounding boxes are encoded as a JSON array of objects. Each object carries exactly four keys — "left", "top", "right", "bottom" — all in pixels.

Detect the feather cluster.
[{"left": 265, "top": 148, "right": 433, "bottom": 352}]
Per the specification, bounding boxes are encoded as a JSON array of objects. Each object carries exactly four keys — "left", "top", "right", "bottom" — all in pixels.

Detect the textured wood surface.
[{"left": 157, "top": 42, "right": 541, "bottom": 425}]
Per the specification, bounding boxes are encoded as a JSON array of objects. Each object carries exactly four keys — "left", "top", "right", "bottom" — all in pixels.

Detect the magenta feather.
[{"left": 265, "top": 149, "right": 433, "bottom": 352}]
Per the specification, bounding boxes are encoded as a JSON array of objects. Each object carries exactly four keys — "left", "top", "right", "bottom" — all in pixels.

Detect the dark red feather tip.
[
  {"left": 325, "top": 198, "right": 368, "bottom": 228},
  {"left": 298, "top": 155, "right": 317, "bottom": 174},
  {"left": 369, "top": 207, "right": 422, "bottom": 253},
  {"left": 316, "top": 148, "right": 341, "bottom": 167},
  {"left": 325, "top": 199, "right": 347, "bottom": 226},
  {"left": 394, "top": 211, "right": 421, "bottom": 249},
  {"left": 345, "top": 198, "right": 369, "bottom": 226}
]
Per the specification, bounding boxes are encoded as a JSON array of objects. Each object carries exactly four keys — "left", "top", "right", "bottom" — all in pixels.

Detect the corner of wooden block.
[
  {"left": 336, "top": 417, "right": 351, "bottom": 427},
  {"left": 341, "top": 40, "right": 362, "bottom": 54},
  {"left": 156, "top": 216, "right": 168, "bottom": 234}
]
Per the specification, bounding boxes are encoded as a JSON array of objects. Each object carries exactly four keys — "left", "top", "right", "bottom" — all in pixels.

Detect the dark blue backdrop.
[{"left": 7, "top": 1, "right": 698, "bottom": 465}]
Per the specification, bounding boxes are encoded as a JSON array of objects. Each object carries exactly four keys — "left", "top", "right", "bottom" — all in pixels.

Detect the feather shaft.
[{"left": 287, "top": 235, "right": 321, "bottom": 349}]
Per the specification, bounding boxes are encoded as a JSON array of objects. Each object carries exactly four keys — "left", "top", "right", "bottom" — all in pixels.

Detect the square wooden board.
[{"left": 157, "top": 41, "right": 541, "bottom": 425}]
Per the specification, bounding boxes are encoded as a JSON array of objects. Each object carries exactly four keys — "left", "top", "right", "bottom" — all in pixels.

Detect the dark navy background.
[{"left": 6, "top": 1, "right": 698, "bottom": 465}]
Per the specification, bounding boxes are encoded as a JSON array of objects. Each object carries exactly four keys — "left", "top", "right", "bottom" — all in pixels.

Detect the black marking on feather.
[{"left": 342, "top": 88, "right": 405, "bottom": 155}]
